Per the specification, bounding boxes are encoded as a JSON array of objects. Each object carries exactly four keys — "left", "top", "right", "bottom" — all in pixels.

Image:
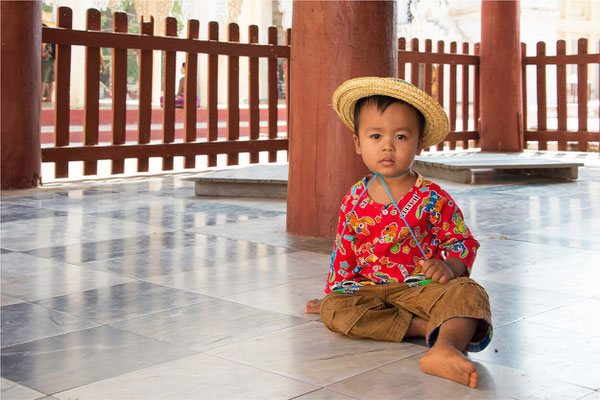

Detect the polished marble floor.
[{"left": 2, "top": 153, "right": 600, "bottom": 400}]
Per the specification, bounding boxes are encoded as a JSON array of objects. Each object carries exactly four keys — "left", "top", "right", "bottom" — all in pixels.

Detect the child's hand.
[{"left": 418, "top": 259, "right": 455, "bottom": 284}]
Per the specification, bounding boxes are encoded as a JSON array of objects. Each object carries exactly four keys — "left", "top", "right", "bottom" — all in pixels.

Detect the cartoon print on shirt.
[
  {"left": 349, "top": 212, "right": 375, "bottom": 236},
  {"left": 416, "top": 190, "right": 445, "bottom": 225},
  {"left": 452, "top": 211, "right": 468, "bottom": 236}
]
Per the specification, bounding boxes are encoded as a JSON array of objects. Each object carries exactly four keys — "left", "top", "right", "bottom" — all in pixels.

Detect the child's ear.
[{"left": 353, "top": 134, "right": 362, "bottom": 155}]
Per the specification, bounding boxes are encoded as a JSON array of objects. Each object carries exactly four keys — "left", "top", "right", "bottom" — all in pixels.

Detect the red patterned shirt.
[{"left": 325, "top": 173, "right": 479, "bottom": 293}]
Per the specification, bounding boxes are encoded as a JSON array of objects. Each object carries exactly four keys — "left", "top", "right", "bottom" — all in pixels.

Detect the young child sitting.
[{"left": 305, "top": 77, "right": 492, "bottom": 388}]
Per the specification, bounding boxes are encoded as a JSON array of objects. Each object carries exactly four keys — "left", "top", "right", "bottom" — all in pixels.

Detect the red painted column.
[
  {"left": 1, "top": 1, "right": 42, "bottom": 189},
  {"left": 287, "top": 1, "right": 397, "bottom": 238},
  {"left": 480, "top": 0, "right": 523, "bottom": 152}
]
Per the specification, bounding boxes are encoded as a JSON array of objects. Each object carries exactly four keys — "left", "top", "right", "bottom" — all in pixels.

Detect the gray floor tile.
[
  {"left": 1, "top": 302, "right": 99, "bottom": 348},
  {"left": 32, "top": 281, "right": 213, "bottom": 324},
  {"left": 1, "top": 325, "right": 196, "bottom": 395},
  {"left": 477, "top": 279, "right": 584, "bottom": 328},
  {"left": 54, "top": 353, "right": 317, "bottom": 400},
  {"left": 471, "top": 320, "right": 600, "bottom": 389},
  {"left": 1, "top": 252, "right": 133, "bottom": 302},
  {"left": 207, "top": 321, "right": 426, "bottom": 386},
  {"left": 110, "top": 298, "right": 308, "bottom": 351},
  {"left": 525, "top": 298, "right": 600, "bottom": 337},
  {"left": 1, "top": 295, "right": 23, "bottom": 307},
  {"left": 327, "top": 353, "right": 594, "bottom": 400},
  {"left": 1, "top": 377, "right": 46, "bottom": 400}
]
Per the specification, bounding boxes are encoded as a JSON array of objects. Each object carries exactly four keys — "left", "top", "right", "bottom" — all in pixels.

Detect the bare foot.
[
  {"left": 305, "top": 298, "right": 322, "bottom": 314},
  {"left": 419, "top": 343, "right": 478, "bottom": 388}
]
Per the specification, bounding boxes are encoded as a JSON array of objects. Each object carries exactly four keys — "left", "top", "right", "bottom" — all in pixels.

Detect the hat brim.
[{"left": 332, "top": 77, "right": 449, "bottom": 149}]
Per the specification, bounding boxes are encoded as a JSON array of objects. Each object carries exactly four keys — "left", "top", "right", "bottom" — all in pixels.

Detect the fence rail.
[{"left": 41, "top": 6, "right": 289, "bottom": 179}]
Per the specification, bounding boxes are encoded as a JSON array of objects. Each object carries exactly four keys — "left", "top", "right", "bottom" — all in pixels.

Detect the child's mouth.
[{"left": 380, "top": 159, "right": 395, "bottom": 166}]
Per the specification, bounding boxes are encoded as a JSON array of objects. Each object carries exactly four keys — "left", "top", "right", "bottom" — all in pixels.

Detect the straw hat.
[{"left": 332, "top": 77, "right": 449, "bottom": 149}]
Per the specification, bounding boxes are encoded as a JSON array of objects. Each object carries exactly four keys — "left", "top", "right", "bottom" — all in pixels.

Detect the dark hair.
[{"left": 353, "top": 95, "right": 425, "bottom": 139}]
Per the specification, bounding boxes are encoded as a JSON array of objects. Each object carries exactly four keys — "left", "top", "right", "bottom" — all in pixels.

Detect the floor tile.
[
  {"left": 293, "top": 388, "right": 357, "bottom": 400},
  {"left": 32, "top": 281, "right": 212, "bottom": 324},
  {"left": 110, "top": 298, "right": 308, "bottom": 351},
  {"left": 1, "top": 377, "right": 46, "bottom": 400},
  {"left": 223, "top": 274, "right": 328, "bottom": 319},
  {"left": 513, "top": 215, "right": 600, "bottom": 250},
  {"left": 525, "top": 298, "right": 600, "bottom": 337},
  {"left": 476, "top": 279, "right": 584, "bottom": 328},
  {"left": 1, "top": 252, "right": 133, "bottom": 302},
  {"left": 1, "top": 325, "right": 196, "bottom": 395},
  {"left": 470, "top": 239, "right": 574, "bottom": 278},
  {"left": 0, "top": 203, "right": 67, "bottom": 223},
  {"left": 207, "top": 321, "right": 425, "bottom": 386},
  {"left": 578, "top": 391, "right": 600, "bottom": 400},
  {"left": 142, "top": 257, "right": 300, "bottom": 298},
  {"left": 479, "top": 249, "right": 600, "bottom": 297},
  {"left": 471, "top": 320, "right": 600, "bottom": 389},
  {"left": 54, "top": 353, "right": 317, "bottom": 400},
  {"left": 1, "top": 295, "right": 23, "bottom": 307},
  {"left": 327, "top": 353, "right": 594, "bottom": 400},
  {"left": 1, "top": 302, "right": 98, "bottom": 348},
  {"left": 246, "top": 250, "right": 331, "bottom": 278}
]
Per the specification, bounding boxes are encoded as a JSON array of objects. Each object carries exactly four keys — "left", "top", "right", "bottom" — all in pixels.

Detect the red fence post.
[
  {"left": 137, "top": 16, "right": 154, "bottom": 172},
  {"left": 248, "top": 25, "right": 260, "bottom": 164},
  {"left": 111, "top": 11, "right": 128, "bottom": 174},
  {"left": 55, "top": 7, "right": 73, "bottom": 178},
  {"left": 535, "top": 41, "right": 547, "bottom": 150},
  {"left": 83, "top": 8, "right": 101, "bottom": 176},
  {"left": 1, "top": 0, "right": 42, "bottom": 189},
  {"left": 207, "top": 21, "right": 219, "bottom": 167},
  {"left": 556, "top": 40, "right": 567, "bottom": 151},
  {"left": 480, "top": 0, "right": 523, "bottom": 152},
  {"left": 227, "top": 23, "right": 240, "bottom": 166},
  {"left": 577, "top": 38, "right": 588, "bottom": 151},
  {"left": 162, "top": 17, "right": 178, "bottom": 171},
  {"left": 267, "top": 26, "right": 279, "bottom": 163},
  {"left": 184, "top": 19, "right": 199, "bottom": 169},
  {"left": 436, "top": 40, "right": 446, "bottom": 151}
]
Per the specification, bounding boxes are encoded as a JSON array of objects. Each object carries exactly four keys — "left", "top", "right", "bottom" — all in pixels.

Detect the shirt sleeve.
[
  {"left": 324, "top": 197, "right": 358, "bottom": 293},
  {"left": 436, "top": 192, "right": 479, "bottom": 276}
]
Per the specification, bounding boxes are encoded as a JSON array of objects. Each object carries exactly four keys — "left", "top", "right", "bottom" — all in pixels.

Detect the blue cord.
[{"left": 331, "top": 169, "right": 428, "bottom": 271}]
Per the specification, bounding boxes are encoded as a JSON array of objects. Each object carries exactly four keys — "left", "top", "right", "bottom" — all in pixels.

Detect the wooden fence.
[
  {"left": 41, "top": 7, "right": 599, "bottom": 180},
  {"left": 522, "top": 38, "right": 599, "bottom": 151},
  {"left": 41, "top": 7, "right": 290, "bottom": 179},
  {"left": 397, "top": 38, "right": 480, "bottom": 151}
]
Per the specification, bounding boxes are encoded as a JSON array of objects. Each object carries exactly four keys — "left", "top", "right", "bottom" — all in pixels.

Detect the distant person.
[{"left": 41, "top": 24, "right": 55, "bottom": 102}]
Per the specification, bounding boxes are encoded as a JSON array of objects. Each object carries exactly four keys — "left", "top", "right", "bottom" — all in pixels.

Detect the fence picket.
[
  {"left": 268, "top": 26, "right": 278, "bottom": 162},
  {"left": 285, "top": 28, "right": 291, "bottom": 157},
  {"left": 398, "top": 38, "right": 406, "bottom": 80},
  {"left": 137, "top": 16, "right": 154, "bottom": 172},
  {"left": 424, "top": 39, "right": 432, "bottom": 96},
  {"left": 184, "top": 19, "right": 199, "bottom": 169},
  {"left": 248, "top": 25, "right": 260, "bottom": 164},
  {"left": 556, "top": 40, "right": 567, "bottom": 151},
  {"left": 436, "top": 40, "right": 445, "bottom": 151},
  {"left": 535, "top": 42, "right": 547, "bottom": 150},
  {"left": 207, "top": 21, "right": 219, "bottom": 167},
  {"left": 448, "top": 41, "right": 457, "bottom": 150},
  {"left": 521, "top": 42, "right": 527, "bottom": 148},
  {"left": 111, "top": 11, "right": 128, "bottom": 174},
  {"left": 55, "top": 7, "right": 72, "bottom": 178},
  {"left": 162, "top": 17, "right": 178, "bottom": 171},
  {"left": 227, "top": 23, "right": 240, "bottom": 166},
  {"left": 577, "top": 38, "right": 588, "bottom": 151},
  {"left": 474, "top": 42, "right": 480, "bottom": 147},
  {"left": 83, "top": 8, "right": 101, "bottom": 176},
  {"left": 462, "top": 42, "right": 469, "bottom": 149},
  {"left": 410, "top": 38, "right": 419, "bottom": 88}
]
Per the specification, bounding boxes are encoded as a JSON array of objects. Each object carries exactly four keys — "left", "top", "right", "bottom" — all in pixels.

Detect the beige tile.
[
  {"left": 55, "top": 354, "right": 317, "bottom": 400},
  {"left": 207, "top": 321, "right": 425, "bottom": 386},
  {"left": 328, "top": 353, "right": 594, "bottom": 400},
  {"left": 1, "top": 378, "right": 46, "bottom": 400},
  {"left": 294, "top": 388, "right": 358, "bottom": 400}
]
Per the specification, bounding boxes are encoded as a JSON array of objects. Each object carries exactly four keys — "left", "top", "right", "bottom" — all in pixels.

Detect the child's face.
[{"left": 353, "top": 102, "right": 422, "bottom": 177}]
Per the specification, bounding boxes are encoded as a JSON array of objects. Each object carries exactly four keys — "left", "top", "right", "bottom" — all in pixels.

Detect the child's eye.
[
  {"left": 395, "top": 134, "right": 407, "bottom": 140},
  {"left": 370, "top": 134, "right": 381, "bottom": 139}
]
